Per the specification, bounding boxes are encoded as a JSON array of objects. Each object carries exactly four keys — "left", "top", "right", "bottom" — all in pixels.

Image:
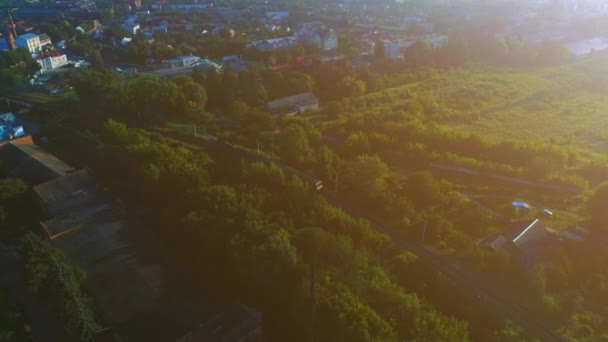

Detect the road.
[
  {"left": 202, "top": 139, "right": 566, "bottom": 342},
  {"left": 323, "top": 136, "right": 580, "bottom": 194},
  {"left": 318, "top": 190, "right": 565, "bottom": 342}
]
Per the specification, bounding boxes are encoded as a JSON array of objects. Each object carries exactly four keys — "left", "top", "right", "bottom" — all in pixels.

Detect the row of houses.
[
  {"left": 382, "top": 34, "right": 448, "bottom": 59},
  {"left": 0, "top": 136, "right": 263, "bottom": 340},
  {"left": 247, "top": 21, "right": 338, "bottom": 52}
]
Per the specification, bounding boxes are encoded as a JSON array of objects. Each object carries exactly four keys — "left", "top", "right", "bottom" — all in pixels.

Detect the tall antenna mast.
[{"left": 7, "top": 9, "right": 17, "bottom": 38}]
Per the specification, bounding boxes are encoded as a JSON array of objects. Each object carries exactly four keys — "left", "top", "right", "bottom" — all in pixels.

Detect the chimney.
[{"left": 7, "top": 32, "right": 16, "bottom": 51}]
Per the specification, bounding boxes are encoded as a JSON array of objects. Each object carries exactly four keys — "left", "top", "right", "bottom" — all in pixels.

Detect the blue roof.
[
  {"left": 17, "top": 33, "right": 38, "bottom": 40},
  {"left": 0, "top": 39, "right": 9, "bottom": 51},
  {"left": 0, "top": 113, "right": 25, "bottom": 141},
  {"left": 0, "top": 113, "right": 17, "bottom": 125}
]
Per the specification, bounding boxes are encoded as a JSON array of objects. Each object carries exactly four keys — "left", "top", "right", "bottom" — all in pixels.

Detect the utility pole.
[
  {"left": 334, "top": 158, "right": 339, "bottom": 193},
  {"left": 422, "top": 220, "right": 427, "bottom": 242},
  {"left": 257, "top": 139, "right": 260, "bottom": 155}
]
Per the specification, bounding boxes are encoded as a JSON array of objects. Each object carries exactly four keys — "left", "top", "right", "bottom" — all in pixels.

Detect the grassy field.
[
  {"left": 358, "top": 55, "right": 608, "bottom": 153},
  {"left": 17, "top": 90, "right": 77, "bottom": 105}
]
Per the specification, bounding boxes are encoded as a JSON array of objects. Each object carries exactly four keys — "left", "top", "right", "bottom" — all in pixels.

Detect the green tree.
[
  {"left": 294, "top": 227, "right": 331, "bottom": 341},
  {"left": 192, "top": 66, "right": 205, "bottom": 85},
  {"left": 279, "top": 124, "right": 314, "bottom": 167},
  {"left": 0, "top": 179, "right": 27, "bottom": 201},
  {"left": 345, "top": 154, "right": 391, "bottom": 201},
  {"left": 340, "top": 77, "right": 367, "bottom": 98}
]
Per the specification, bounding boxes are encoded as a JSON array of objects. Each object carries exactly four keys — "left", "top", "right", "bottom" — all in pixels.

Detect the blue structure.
[
  {"left": 0, "top": 113, "right": 26, "bottom": 141},
  {"left": 512, "top": 201, "right": 532, "bottom": 209}
]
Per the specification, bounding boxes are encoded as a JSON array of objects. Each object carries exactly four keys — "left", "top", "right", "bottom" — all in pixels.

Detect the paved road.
[{"left": 202, "top": 139, "right": 566, "bottom": 342}]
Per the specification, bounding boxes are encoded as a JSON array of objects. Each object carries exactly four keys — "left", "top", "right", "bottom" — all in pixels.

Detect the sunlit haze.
[{"left": 0, "top": 0, "right": 607, "bottom": 341}]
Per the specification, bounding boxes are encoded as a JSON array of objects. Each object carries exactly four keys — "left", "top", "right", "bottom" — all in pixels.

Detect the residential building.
[
  {"left": 150, "top": 20, "right": 169, "bottom": 33},
  {"left": 122, "top": 23, "right": 140, "bottom": 35},
  {"left": 296, "top": 22, "right": 327, "bottom": 33},
  {"left": 267, "top": 92, "right": 319, "bottom": 116},
  {"left": 383, "top": 34, "right": 448, "bottom": 59},
  {"left": 15, "top": 33, "right": 41, "bottom": 54},
  {"left": 168, "top": 18, "right": 194, "bottom": 31},
  {"left": 33, "top": 169, "right": 163, "bottom": 328},
  {"left": 247, "top": 37, "right": 297, "bottom": 52},
  {"left": 320, "top": 30, "right": 338, "bottom": 51},
  {"left": 480, "top": 219, "right": 549, "bottom": 264},
  {"left": 168, "top": 3, "right": 208, "bottom": 11},
  {"left": 162, "top": 55, "right": 201, "bottom": 68},
  {"left": 265, "top": 11, "right": 289, "bottom": 24},
  {"left": 38, "top": 33, "right": 52, "bottom": 48},
  {"left": 36, "top": 53, "right": 68, "bottom": 72},
  {"left": 295, "top": 22, "right": 338, "bottom": 51},
  {"left": 0, "top": 140, "right": 74, "bottom": 185},
  {"left": 0, "top": 145, "right": 253, "bottom": 341}
]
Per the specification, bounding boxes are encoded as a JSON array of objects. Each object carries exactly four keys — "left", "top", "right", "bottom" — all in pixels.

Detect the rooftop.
[
  {"left": 0, "top": 142, "right": 75, "bottom": 185},
  {"left": 17, "top": 33, "right": 38, "bottom": 40},
  {"left": 34, "top": 168, "right": 164, "bottom": 328},
  {"left": 33, "top": 169, "right": 98, "bottom": 217},
  {"left": 267, "top": 92, "right": 319, "bottom": 113}
]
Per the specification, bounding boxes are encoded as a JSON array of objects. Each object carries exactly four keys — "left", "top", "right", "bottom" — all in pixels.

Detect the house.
[
  {"left": 320, "top": 30, "right": 338, "bottom": 51},
  {"left": 267, "top": 92, "right": 319, "bottom": 116},
  {"left": 383, "top": 34, "right": 448, "bottom": 59},
  {"left": 150, "top": 20, "right": 169, "bottom": 33},
  {"left": 38, "top": 33, "right": 52, "bottom": 48},
  {"left": 480, "top": 219, "right": 548, "bottom": 263},
  {"left": 168, "top": 18, "right": 194, "bottom": 31},
  {"left": 296, "top": 22, "right": 327, "bottom": 33},
  {"left": 196, "top": 59, "right": 220, "bottom": 71},
  {"left": 247, "top": 37, "right": 297, "bottom": 52},
  {"left": 295, "top": 22, "right": 338, "bottom": 51},
  {"left": 266, "top": 11, "right": 289, "bottom": 24},
  {"left": 168, "top": 4, "right": 208, "bottom": 11},
  {"left": 162, "top": 55, "right": 201, "bottom": 68},
  {"left": 36, "top": 53, "right": 68, "bottom": 72},
  {"left": 0, "top": 113, "right": 26, "bottom": 143},
  {"left": 33, "top": 169, "right": 163, "bottom": 327},
  {"left": 122, "top": 23, "right": 140, "bottom": 35},
  {"left": 0, "top": 140, "right": 75, "bottom": 185},
  {"left": 15, "top": 33, "right": 41, "bottom": 54}
]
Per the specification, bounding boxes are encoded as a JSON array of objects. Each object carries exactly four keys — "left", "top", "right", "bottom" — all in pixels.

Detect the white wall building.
[
  {"left": 320, "top": 30, "right": 338, "bottom": 51},
  {"left": 15, "top": 33, "right": 41, "bottom": 54},
  {"left": 37, "top": 53, "right": 68, "bottom": 72},
  {"left": 384, "top": 34, "right": 447, "bottom": 59}
]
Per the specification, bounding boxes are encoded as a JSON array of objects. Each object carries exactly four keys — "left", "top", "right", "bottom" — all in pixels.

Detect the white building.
[
  {"left": 162, "top": 55, "right": 201, "bottom": 68},
  {"left": 267, "top": 92, "right": 319, "bottom": 116},
  {"left": 383, "top": 34, "right": 447, "bottom": 59},
  {"left": 320, "top": 30, "right": 338, "bottom": 51},
  {"left": 38, "top": 34, "right": 52, "bottom": 48},
  {"left": 247, "top": 37, "right": 297, "bottom": 52},
  {"left": 36, "top": 53, "right": 68, "bottom": 72},
  {"left": 15, "top": 33, "right": 41, "bottom": 54}
]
